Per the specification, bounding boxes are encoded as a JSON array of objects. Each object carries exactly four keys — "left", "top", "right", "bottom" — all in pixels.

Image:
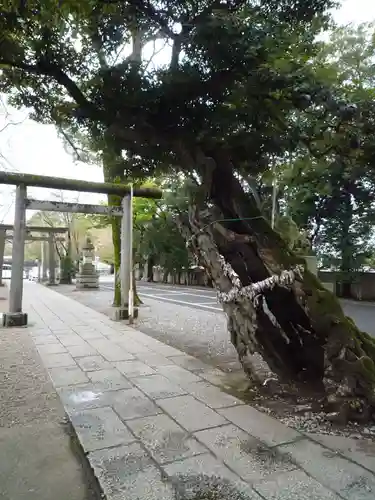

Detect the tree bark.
[
  {"left": 179, "top": 154, "right": 375, "bottom": 419},
  {"left": 147, "top": 255, "right": 155, "bottom": 282},
  {"left": 102, "top": 147, "right": 141, "bottom": 307},
  {"left": 339, "top": 189, "right": 354, "bottom": 299}
]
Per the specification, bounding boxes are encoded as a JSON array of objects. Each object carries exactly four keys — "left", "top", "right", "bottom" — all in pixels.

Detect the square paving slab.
[
  {"left": 156, "top": 395, "right": 227, "bottom": 432},
  {"left": 127, "top": 413, "right": 207, "bottom": 464},
  {"left": 218, "top": 405, "right": 300, "bottom": 447},
  {"left": 70, "top": 406, "right": 135, "bottom": 452},
  {"left": 87, "top": 368, "right": 134, "bottom": 391},
  {"left": 195, "top": 424, "right": 296, "bottom": 483},
  {"left": 111, "top": 387, "right": 163, "bottom": 421},
  {"left": 253, "top": 469, "right": 342, "bottom": 500},
  {"left": 89, "top": 443, "right": 172, "bottom": 500},
  {"left": 163, "top": 454, "right": 262, "bottom": 500},
  {"left": 131, "top": 374, "right": 187, "bottom": 400},
  {"left": 48, "top": 366, "right": 89, "bottom": 387},
  {"left": 280, "top": 439, "right": 375, "bottom": 500}
]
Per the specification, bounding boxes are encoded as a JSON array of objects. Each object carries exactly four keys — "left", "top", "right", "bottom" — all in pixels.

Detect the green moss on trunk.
[
  {"left": 59, "top": 255, "right": 74, "bottom": 284},
  {"left": 103, "top": 147, "right": 141, "bottom": 308}
]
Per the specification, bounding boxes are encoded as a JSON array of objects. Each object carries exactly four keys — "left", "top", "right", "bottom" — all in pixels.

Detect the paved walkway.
[{"left": 12, "top": 282, "right": 375, "bottom": 499}]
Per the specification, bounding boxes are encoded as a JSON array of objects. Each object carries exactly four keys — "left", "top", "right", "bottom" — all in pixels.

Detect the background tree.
[
  {"left": 279, "top": 23, "right": 375, "bottom": 296},
  {"left": 90, "top": 176, "right": 191, "bottom": 283},
  {"left": 134, "top": 178, "right": 192, "bottom": 283}
]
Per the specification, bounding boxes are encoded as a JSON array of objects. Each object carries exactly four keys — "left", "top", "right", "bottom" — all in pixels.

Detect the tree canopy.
[
  {"left": 0, "top": 0, "right": 338, "bottom": 180},
  {"left": 276, "top": 23, "right": 375, "bottom": 288}
]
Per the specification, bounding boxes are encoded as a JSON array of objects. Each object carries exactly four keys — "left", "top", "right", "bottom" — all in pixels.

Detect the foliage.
[
  {"left": 0, "top": 0, "right": 336, "bottom": 181},
  {"left": 275, "top": 23, "right": 375, "bottom": 284},
  {"left": 0, "top": 0, "right": 342, "bottom": 282},
  {"left": 89, "top": 176, "right": 191, "bottom": 275},
  {"left": 1, "top": 2, "right": 371, "bottom": 287}
]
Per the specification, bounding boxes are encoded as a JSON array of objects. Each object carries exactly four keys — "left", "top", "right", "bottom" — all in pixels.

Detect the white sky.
[{"left": 0, "top": 0, "right": 374, "bottom": 224}]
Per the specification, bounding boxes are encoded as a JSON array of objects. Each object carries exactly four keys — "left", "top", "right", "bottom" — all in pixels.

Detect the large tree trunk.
[
  {"left": 180, "top": 155, "right": 375, "bottom": 420},
  {"left": 102, "top": 147, "right": 141, "bottom": 307},
  {"left": 147, "top": 255, "right": 155, "bottom": 282},
  {"left": 339, "top": 189, "right": 354, "bottom": 299}
]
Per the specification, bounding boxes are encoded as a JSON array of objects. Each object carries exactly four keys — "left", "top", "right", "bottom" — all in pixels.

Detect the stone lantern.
[{"left": 75, "top": 237, "right": 99, "bottom": 289}]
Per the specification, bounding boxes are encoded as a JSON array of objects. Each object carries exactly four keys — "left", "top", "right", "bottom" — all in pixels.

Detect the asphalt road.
[{"left": 100, "top": 277, "right": 375, "bottom": 337}]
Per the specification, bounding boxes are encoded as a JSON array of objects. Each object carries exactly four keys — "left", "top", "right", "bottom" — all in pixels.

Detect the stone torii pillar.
[
  {"left": 0, "top": 228, "right": 5, "bottom": 287},
  {"left": 4, "top": 184, "right": 28, "bottom": 326},
  {"left": 47, "top": 233, "right": 56, "bottom": 286},
  {"left": 41, "top": 240, "right": 48, "bottom": 281}
]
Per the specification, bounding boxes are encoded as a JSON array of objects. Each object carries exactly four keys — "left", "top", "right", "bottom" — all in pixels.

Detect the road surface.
[{"left": 100, "top": 277, "right": 375, "bottom": 337}]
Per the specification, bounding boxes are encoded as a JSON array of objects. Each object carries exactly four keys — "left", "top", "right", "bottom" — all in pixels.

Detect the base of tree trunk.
[{"left": 179, "top": 199, "right": 375, "bottom": 423}]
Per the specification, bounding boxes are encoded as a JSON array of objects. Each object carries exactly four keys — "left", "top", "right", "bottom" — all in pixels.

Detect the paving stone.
[
  {"left": 280, "top": 439, "right": 375, "bottom": 500},
  {"left": 71, "top": 325, "right": 97, "bottom": 332},
  {"left": 131, "top": 374, "right": 187, "bottom": 400},
  {"left": 110, "top": 466, "right": 175, "bottom": 500},
  {"left": 88, "top": 339, "right": 135, "bottom": 362},
  {"left": 51, "top": 328, "right": 75, "bottom": 335},
  {"left": 58, "top": 335, "right": 87, "bottom": 347},
  {"left": 218, "top": 405, "right": 300, "bottom": 447},
  {"left": 48, "top": 365, "right": 89, "bottom": 387},
  {"left": 100, "top": 331, "right": 125, "bottom": 341},
  {"left": 32, "top": 335, "right": 60, "bottom": 345},
  {"left": 73, "top": 329, "right": 105, "bottom": 340},
  {"left": 115, "top": 339, "right": 154, "bottom": 354},
  {"left": 156, "top": 365, "right": 203, "bottom": 386},
  {"left": 186, "top": 381, "right": 244, "bottom": 409},
  {"left": 88, "top": 443, "right": 160, "bottom": 498},
  {"left": 40, "top": 352, "right": 77, "bottom": 368},
  {"left": 49, "top": 327, "right": 73, "bottom": 334},
  {"left": 57, "top": 383, "right": 125, "bottom": 413},
  {"left": 157, "top": 395, "right": 227, "bottom": 432},
  {"left": 195, "top": 424, "right": 296, "bottom": 483},
  {"left": 118, "top": 330, "right": 154, "bottom": 344},
  {"left": 66, "top": 343, "right": 99, "bottom": 357},
  {"left": 30, "top": 328, "right": 53, "bottom": 336},
  {"left": 127, "top": 413, "right": 207, "bottom": 464},
  {"left": 163, "top": 454, "right": 261, "bottom": 500},
  {"left": 87, "top": 368, "right": 133, "bottom": 391},
  {"left": 112, "top": 387, "right": 163, "bottom": 420},
  {"left": 75, "top": 355, "right": 113, "bottom": 372},
  {"left": 36, "top": 343, "right": 67, "bottom": 355},
  {"left": 307, "top": 434, "right": 375, "bottom": 474},
  {"left": 168, "top": 354, "right": 209, "bottom": 372},
  {"left": 253, "top": 469, "right": 341, "bottom": 500},
  {"left": 71, "top": 406, "right": 135, "bottom": 452},
  {"left": 135, "top": 352, "right": 174, "bottom": 367},
  {"left": 115, "top": 360, "right": 156, "bottom": 378}
]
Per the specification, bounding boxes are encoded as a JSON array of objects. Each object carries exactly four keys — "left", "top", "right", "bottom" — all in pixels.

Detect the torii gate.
[
  {"left": 3, "top": 231, "right": 66, "bottom": 284},
  {"left": 0, "top": 225, "right": 68, "bottom": 286},
  {"left": 0, "top": 172, "right": 162, "bottom": 327}
]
